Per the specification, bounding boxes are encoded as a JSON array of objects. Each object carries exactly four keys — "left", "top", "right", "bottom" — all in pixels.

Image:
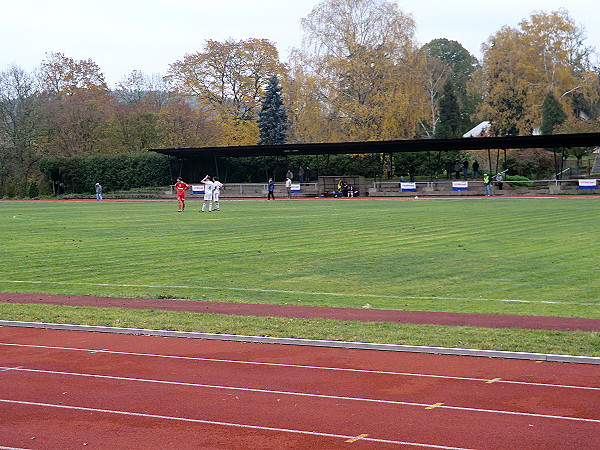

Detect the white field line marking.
[
  {"left": 1, "top": 279, "right": 597, "bottom": 305},
  {"left": 1, "top": 342, "right": 597, "bottom": 392},
  {"left": 0, "top": 398, "right": 473, "bottom": 450},
  {"left": 2, "top": 366, "right": 599, "bottom": 424}
]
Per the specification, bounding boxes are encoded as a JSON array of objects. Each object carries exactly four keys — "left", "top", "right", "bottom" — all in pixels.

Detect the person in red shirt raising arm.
[{"left": 174, "top": 177, "right": 190, "bottom": 212}]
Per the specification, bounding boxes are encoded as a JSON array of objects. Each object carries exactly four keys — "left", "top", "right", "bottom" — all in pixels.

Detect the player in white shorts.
[
  {"left": 212, "top": 176, "right": 223, "bottom": 211},
  {"left": 200, "top": 175, "right": 215, "bottom": 212}
]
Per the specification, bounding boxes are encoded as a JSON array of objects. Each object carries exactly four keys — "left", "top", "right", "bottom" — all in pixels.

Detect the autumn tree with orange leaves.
[
  {"left": 166, "top": 38, "right": 287, "bottom": 146},
  {"left": 287, "top": 0, "right": 428, "bottom": 143},
  {"left": 38, "top": 52, "right": 111, "bottom": 156},
  {"left": 480, "top": 9, "right": 599, "bottom": 136}
]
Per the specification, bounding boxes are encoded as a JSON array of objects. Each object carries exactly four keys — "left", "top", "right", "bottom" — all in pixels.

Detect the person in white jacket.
[
  {"left": 200, "top": 175, "right": 215, "bottom": 212},
  {"left": 212, "top": 176, "right": 223, "bottom": 211}
]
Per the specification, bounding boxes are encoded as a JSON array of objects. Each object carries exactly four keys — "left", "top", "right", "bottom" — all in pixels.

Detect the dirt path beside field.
[{"left": 1, "top": 292, "right": 598, "bottom": 332}]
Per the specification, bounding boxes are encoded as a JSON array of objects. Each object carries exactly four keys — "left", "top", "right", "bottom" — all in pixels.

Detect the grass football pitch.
[{"left": 1, "top": 197, "right": 598, "bottom": 356}]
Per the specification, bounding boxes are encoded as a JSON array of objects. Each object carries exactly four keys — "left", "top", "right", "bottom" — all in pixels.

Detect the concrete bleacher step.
[{"left": 592, "top": 154, "right": 600, "bottom": 174}]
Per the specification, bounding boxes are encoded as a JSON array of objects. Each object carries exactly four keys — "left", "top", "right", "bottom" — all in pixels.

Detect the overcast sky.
[{"left": 2, "top": 0, "right": 599, "bottom": 87}]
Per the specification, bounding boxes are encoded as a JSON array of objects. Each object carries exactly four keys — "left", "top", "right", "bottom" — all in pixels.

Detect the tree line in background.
[{"left": 1, "top": 0, "right": 600, "bottom": 197}]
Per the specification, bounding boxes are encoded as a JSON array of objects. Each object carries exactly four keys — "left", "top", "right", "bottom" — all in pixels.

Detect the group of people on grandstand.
[{"left": 174, "top": 175, "right": 222, "bottom": 213}]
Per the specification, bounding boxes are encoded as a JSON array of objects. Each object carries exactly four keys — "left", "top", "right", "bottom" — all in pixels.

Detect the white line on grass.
[
  {"left": 2, "top": 367, "right": 598, "bottom": 424},
  {"left": 0, "top": 398, "right": 473, "bottom": 449},
  {"left": 0, "top": 279, "right": 595, "bottom": 306},
  {"left": 1, "top": 343, "right": 598, "bottom": 391}
]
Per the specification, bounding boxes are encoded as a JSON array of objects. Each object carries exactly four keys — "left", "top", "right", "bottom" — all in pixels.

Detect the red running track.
[{"left": 1, "top": 326, "right": 599, "bottom": 449}]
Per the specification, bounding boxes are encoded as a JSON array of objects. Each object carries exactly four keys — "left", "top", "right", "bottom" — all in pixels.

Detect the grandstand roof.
[{"left": 149, "top": 133, "right": 600, "bottom": 158}]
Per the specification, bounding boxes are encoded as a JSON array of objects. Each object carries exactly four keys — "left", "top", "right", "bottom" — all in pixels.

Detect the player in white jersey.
[
  {"left": 200, "top": 175, "right": 215, "bottom": 212},
  {"left": 212, "top": 176, "right": 223, "bottom": 211}
]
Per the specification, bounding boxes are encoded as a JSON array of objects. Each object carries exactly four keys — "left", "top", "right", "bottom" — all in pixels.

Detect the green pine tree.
[
  {"left": 258, "top": 75, "right": 288, "bottom": 145},
  {"left": 435, "top": 79, "right": 461, "bottom": 139},
  {"left": 423, "top": 39, "right": 480, "bottom": 132},
  {"left": 541, "top": 91, "right": 567, "bottom": 135}
]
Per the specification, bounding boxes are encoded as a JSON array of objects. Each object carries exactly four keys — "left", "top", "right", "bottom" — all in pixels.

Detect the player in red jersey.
[{"left": 174, "top": 177, "right": 190, "bottom": 212}]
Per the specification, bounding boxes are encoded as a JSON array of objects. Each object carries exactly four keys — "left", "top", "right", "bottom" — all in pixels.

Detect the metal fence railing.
[
  {"left": 166, "top": 179, "right": 595, "bottom": 197},
  {"left": 372, "top": 178, "right": 593, "bottom": 191},
  {"left": 170, "top": 183, "right": 320, "bottom": 196}
]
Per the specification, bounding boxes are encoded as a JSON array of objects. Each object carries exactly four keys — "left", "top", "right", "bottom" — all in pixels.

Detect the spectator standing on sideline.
[
  {"left": 298, "top": 166, "right": 305, "bottom": 183},
  {"left": 472, "top": 160, "right": 480, "bottom": 179},
  {"left": 445, "top": 160, "right": 453, "bottom": 179},
  {"left": 200, "top": 175, "right": 215, "bottom": 212},
  {"left": 463, "top": 160, "right": 469, "bottom": 179},
  {"left": 267, "top": 178, "right": 275, "bottom": 200},
  {"left": 495, "top": 173, "right": 504, "bottom": 190},
  {"left": 305, "top": 166, "right": 311, "bottom": 182},
  {"left": 285, "top": 177, "right": 292, "bottom": 198},
  {"left": 95, "top": 183, "right": 103, "bottom": 201},
  {"left": 174, "top": 177, "right": 190, "bottom": 212},
  {"left": 408, "top": 164, "right": 415, "bottom": 182},
  {"left": 483, "top": 173, "right": 491, "bottom": 196},
  {"left": 286, "top": 169, "right": 293, "bottom": 181},
  {"left": 212, "top": 176, "right": 223, "bottom": 211},
  {"left": 454, "top": 161, "right": 461, "bottom": 179}
]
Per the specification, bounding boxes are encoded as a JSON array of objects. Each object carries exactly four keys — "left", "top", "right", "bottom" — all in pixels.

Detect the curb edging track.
[{"left": 2, "top": 320, "right": 599, "bottom": 365}]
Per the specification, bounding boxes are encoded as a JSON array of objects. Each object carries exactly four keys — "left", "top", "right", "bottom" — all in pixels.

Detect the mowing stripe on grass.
[{"left": 0, "top": 279, "right": 594, "bottom": 306}]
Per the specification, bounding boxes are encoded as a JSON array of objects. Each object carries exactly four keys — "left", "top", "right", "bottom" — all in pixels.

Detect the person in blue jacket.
[{"left": 267, "top": 178, "right": 275, "bottom": 200}]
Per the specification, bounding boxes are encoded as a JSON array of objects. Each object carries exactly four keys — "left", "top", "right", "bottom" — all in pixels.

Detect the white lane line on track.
[
  {"left": 1, "top": 279, "right": 596, "bottom": 305},
  {"left": 2, "top": 366, "right": 598, "bottom": 424},
  {"left": 1, "top": 342, "right": 597, "bottom": 391},
  {"left": 0, "top": 399, "right": 473, "bottom": 450}
]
